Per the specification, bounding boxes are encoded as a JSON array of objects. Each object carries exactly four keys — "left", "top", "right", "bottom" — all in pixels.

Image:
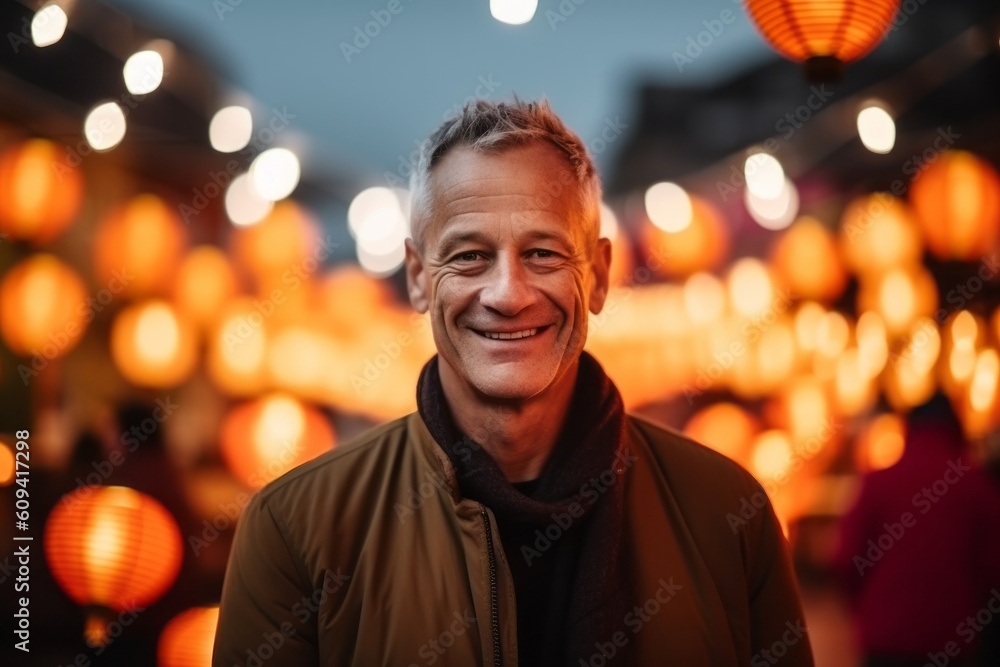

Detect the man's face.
[{"left": 404, "top": 142, "right": 611, "bottom": 402}]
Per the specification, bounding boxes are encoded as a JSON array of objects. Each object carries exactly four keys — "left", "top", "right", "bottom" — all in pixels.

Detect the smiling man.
[{"left": 214, "top": 98, "right": 814, "bottom": 667}]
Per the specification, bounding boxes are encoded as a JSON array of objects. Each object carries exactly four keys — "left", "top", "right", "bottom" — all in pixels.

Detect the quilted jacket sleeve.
[{"left": 213, "top": 492, "right": 320, "bottom": 667}]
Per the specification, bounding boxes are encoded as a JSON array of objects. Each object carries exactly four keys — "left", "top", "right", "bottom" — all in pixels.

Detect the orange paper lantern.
[
  {"left": 909, "top": 151, "right": 1000, "bottom": 261},
  {"left": 317, "top": 266, "right": 399, "bottom": 342},
  {"left": 93, "top": 194, "right": 188, "bottom": 297},
  {"left": 684, "top": 402, "right": 759, "bottom": 465},
  {"left": 839, "top": 193, "right": 922, "bottom": 277},
  {"left": 642, "top": 195, "right": 730, "bottom": 278},
  {"left": 205, "top": 298, "right": 271, "bottom": 396},
  {"left": 44, "top": 486, "right": 183, "bottom": 639},
  {"left": 0, "top": 138, "right": 84, "bottom": 243},
  {"left": 770, "top": 216, "right": 846, "bottom": 302},
  {"left": 110, "top": 300, "right": 198, "bottom": 387},
  {"left": 855, "top": 413, "right": 906, "bottom": 472},
  {"left": 231, "top": 201, "right": 321, "bottom": 285},
  {"left": 173, "top": 246, "right": 241, "bottom": 328},
  {"left": 0, "top": 439, "right": 14, "bottom": 487},
  {"left": 745, "top": 0, "right": 900, "bottom": 79},
  {"left": 158, "top": 606, "right": 219, "bottom": 667},
  {"left": 0, "top": 254, "right": 88, "bottom": 357},
  {"left": 857, "top": 265, "right": 938, "bottom": 338},
  {"left": 220, "top": 393, "right": 336, "bottom": 489}
]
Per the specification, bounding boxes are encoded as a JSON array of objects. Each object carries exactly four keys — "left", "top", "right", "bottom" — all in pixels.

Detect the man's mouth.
[{"left": 472, "top": 326, "right": 548, "bottom": 340}]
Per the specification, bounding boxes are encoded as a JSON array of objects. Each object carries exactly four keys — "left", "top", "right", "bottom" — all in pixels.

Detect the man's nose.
[{"left": 479, "top": 253, "right": 537, "bottom": 316}]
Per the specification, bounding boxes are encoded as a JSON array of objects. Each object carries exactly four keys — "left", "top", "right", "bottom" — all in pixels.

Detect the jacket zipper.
[{"left": 480, "top": 506, "right": 503, "bottom": 667}]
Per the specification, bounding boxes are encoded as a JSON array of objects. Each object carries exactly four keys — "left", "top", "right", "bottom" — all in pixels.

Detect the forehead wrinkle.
[{"left": 440, "top": 192, "right": 546, "bottom": 213}]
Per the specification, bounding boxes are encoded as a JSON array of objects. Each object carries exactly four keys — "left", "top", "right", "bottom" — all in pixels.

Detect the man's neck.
[{"left": 438, "top": 359, "right": 579, "bottom": 483}]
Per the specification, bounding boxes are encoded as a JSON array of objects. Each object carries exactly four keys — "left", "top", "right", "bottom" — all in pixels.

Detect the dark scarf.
[{"left": 416, "top": 351, "right": 632, "bottom": 666}]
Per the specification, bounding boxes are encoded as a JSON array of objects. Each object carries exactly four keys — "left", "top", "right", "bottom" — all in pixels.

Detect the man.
[{"left": 214, "top": 98, "right": 814, "bottom": 666}]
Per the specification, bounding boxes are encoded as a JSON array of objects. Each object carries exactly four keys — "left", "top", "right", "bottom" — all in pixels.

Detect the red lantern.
[
  {"left": 770, "top": 217, "right": 847, "bottom": 302},
  {"left": 745, "top": 0, "right": 901, "bottom": 80},
  {"left": 110, "top": 300, "right": 199, "bottom": 388},
  {"left": 231, "top": 201, "right": 320, "bottom": 285},
  {"left": 0, "top": 138, "right": 84, "bottom": 244},
  {"left": 839, "top": 194, "right": 922, "bottom": 277},
  {"left": 910, "top": 151, "right": 1000, "bottom": 261},
  {"left": 220, "top": 393, "right": 336, "bottom": 488},
  {"left": 44, "top": 486, "right": 183, "bottom": 644},
  {"left": 0, "top": 254, "right": 89, "bottom": 358},
  {"left": 158, "top": 606, "right": 219, "bottom": 667},
  {"left": 173, "top": 245, "right": 241, "bottom": 329},
  {"left": 642, "top": 195, "right": 730, "bottom": 278},
  {"left": 93, "top": 194, "right": 188, "bottom": 298}
]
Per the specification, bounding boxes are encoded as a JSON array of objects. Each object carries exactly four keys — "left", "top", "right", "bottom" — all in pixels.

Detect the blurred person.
[
  {"left": 214, "top": 98, "right": 814, "bottom": 666},
  {"left": 834, "top": 393, "right": 1000, "bottom": 667}
]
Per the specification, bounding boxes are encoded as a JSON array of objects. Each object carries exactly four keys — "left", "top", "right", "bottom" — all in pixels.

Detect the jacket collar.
[{"left": 408, "top": 411, "right": 465, "bottom": 503}]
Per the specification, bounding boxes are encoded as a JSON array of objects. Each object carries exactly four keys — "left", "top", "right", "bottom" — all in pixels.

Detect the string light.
[
  {"left": 645, "top": 182, "right": 692, "bottom": 232},
  {"left": 490, "top": 0, "right": 538, "bottom": 25},
  {"left": 857, "top": 105, "right": 896, "bottom": 154},
  {"left": 31, "top": 3, "right": 68, "bottom": 47},
  {"left": 84, "top": 102, "right": 127, "bottom": 151}
]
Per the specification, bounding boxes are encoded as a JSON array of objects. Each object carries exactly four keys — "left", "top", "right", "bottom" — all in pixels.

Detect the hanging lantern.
[
  {"left": 318, "top": 265, "right": 398, "bottom": 341},
  {"left": 158, "top": 606, "right": 219, "bottom": 667},
  {"left": 683, "top": 402, "right": 759, "bottom": 465},
  {"left": 642, "top": 194, "right": 729, "bottom": 278},
  {"left": 856, "top": 413, "right": 906, "bottom": 473},
  {"left": 940, "top": 310, "right": 983, "bottom": 397},
  {"left": 769, "top": 375, "right": 836, "bottom": 459},
  {"left": 220, "top": 393, "right": 336, "bottom": 489},
  {"left": 206, "top": 298, "right": 271, "bottom": 396},
  {"left": 833, "top": 348, "right": 879, "bottom": 416},
  {"left": 770, "top": 216, "right": 847, "bottom": 302},
  {"left": 744, "top": 0, "right": 901, "bottom": 81},
  {"left": 93, "top": 194, "right": 188, "bottom": 298},
  {"left": 749, "top": 429, "right": 794, "bottom": 482},
  {"left": 266, "top": 323, "right": 342, "bottom": 399},
  {"left": 839, "top": 193, "right": 922, "bottom": 277},
  {"left": 0, "top": 254, "right": 88, "bottom": 358},
  {"left": 883, "top": 317, "right": 940, "bottom": 411},
  {"left": 857, "top": 265, "right": 938, "bottom": 338},
  {"left": 0, "top": 439, "right": 14, "bottom": 486},
  {"left": 173, "top": 246, "right": 241, "bottom": 329},
  {"left": 733, "top": 319, "right": 798, "bottom": 398},
  {"left": 110, "top": 300, "right": 198, "bottom": 387},
  {"left": 0, "top": 138, "right": 84, "bottom": 244},
  {"left": 909, "top": 151, "right": 1000, "bottom": 261},
  {"left": 44, "top": 486, "right": 183, "bottom": 645},
  {"left": 230, "top": 200, "right": 321, "bottom": 287},
  {"left": 959, "top": 348, "right": 1000, "bottom": 440}
]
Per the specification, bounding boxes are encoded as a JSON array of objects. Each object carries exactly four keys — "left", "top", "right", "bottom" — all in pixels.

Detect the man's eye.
[
  {"left": 454, "top": 252, "right": 481, "bottom": 262},
  {"left": 530, "top": 249, "right": 558, "bottom": 259}
]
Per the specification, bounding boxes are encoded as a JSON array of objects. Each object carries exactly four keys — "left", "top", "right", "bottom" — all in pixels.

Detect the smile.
[{"left": 473, "top": 326, "right": 546, "bottom": 340}]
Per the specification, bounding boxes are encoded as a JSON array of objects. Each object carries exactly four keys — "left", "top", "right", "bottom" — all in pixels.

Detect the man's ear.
[
  {"left": 588, "top": 237, "right": 612, "bottom": 315},
  {"left": 404, "top": 238, "right": 429, "bottom": 313}
]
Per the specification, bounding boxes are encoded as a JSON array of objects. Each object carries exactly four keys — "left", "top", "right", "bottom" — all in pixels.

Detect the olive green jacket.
[{"left": 213, "top": 411, "right": 814, "bottom": 666}]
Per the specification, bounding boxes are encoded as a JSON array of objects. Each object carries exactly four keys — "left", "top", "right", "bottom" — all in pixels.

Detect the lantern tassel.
[{"left": 83, "top": 607, "right": 115, "bottom": 647}]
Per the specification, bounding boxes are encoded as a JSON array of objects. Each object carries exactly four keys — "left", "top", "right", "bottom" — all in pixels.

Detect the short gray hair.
[{"left": 408, "top": 97, "right": 602, "bottom": 252}]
